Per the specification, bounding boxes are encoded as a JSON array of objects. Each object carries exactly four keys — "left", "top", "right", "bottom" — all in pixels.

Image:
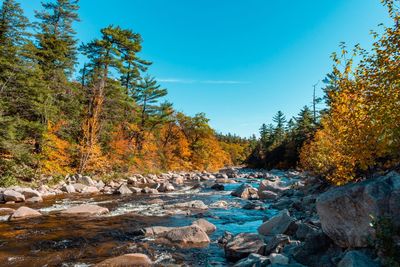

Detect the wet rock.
[
  {"left": 141, "top": 187, "right": 158, "bottom": 194},
  {"left": 258, "top": 209, "right": 296, "bottom": 236},
  {"left": 233, "top": 253, "right": 270, "bottom": 267},
  {"left": 317, "top": 171, "right": 400, "bottom": 248},
  {"left": 224, "top": 233, "right": 265, "bottom": 261},
  {"left": 95, "top": 253, "right": 152, "bottom": 267},
  {"left": 338, "top": 250, "right": 379, "bottom": 267},
  {"left": 161, "top": 225, "right": 210, "bottom": 247},
  {"left": 211, "top": 183, "right": 225, "bottom": 191},
  {"left": 25, "top": 196, "right": 43, "bottom": 203},
  {"left": 242, "top": 201, "right": 265, "bottom": 210},
  {"left": 148, "top": 198, "right": 164, "bottom": 204},
  {"left": 165, "top": 200, "right": 208, "bottom": 210},
  {"left": 231, "top": 184, "right": 259, "bottom": 200},
  {"left": 216, "top": 173, "right": 229, "bottom": 179},
  {"left": 259, "top": 179, "right": 286, "bottom": 194},
  {"left": 192, "top": 218, "right": 216, "bottom": 234},
  {"left": 262, "top": 234, "right": 291, "bottom": 255},
  {"left": 258, "top": 190, "right": 278, "bottom": 200},
  {"left": 270, "top": 253, "right": 289, "bottom": 265},
  {"left": 0, "top": 207, "right": 15, "bottom": 216},
  {"left": 158, "top": 182, "right": 175, "bottom": 192},
  {"left": 217, "top": 178, "right": 237, "bottom": 184},
  {"left": 218, "top": 231, "right": 234, "bottom": 245},
  {"left": 116, "top": 184, "right": 132, "bottom": 195},
  {"left": 210, "top": 200, "right": 229, "bottom": 208},
  {"left": 3, "top": 190, "right": 25, "bottom": 202},
  {"left": 77, "top": 175, "right": 96, "bottom": 186},
  {"left": 9, "top": 206, "right": 41, "bottom": 220},
  {"left": 62, "top": 184, "right": 76, "bottom": 193},
  {"left": 270, "top": 198, "right": 294, "bottom": 210},
  {"left": 61, "top": 204, "right": 109, "bottom": 216},
  {"left": 295, "top": 222, "right": 319, "bottom": 241}
]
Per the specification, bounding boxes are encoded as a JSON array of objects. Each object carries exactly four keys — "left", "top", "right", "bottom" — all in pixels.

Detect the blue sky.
[{"left": 20, "top": 0, "right": 391, "bottom": 137}]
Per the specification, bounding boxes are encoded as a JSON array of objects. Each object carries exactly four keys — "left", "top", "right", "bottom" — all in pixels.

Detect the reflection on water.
[{"left": 0, "top": 179, "right": 278, "bottom": 266}]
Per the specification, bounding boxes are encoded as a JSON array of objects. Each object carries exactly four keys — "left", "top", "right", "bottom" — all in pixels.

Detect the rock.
[
  {"left": 262, "top": 234, "right": 290, "bottom": 255},
  {"left": 158, "top": 182, "right": 175, "bottom": 192},
  {"left": 9, "top": 207, "right": 41, "bottom": 220},
  {"left": 148, "top": 198, "right": 164, "bottom": 205},
  {"left": 116, "top": 184, "right": 132, "bottom": 195},
  {"left": 142, "top": 226, "right": 172, "bottom": 237},
  {"left": 258, "top": 210, "right": 296, "bottom": 236},
  {"left": 72, "top": 183, "right": 87, "bottom": 192},
  {"left": 96, "top": 180, "right": 105, "bottom": 190},
  {"left": 233, "top": 253, "right": 270, "bottom": 267},
  {"left": 173, "top": 176, "right": 184, "bottom": 185},
  {"left": 77, "top": 175, "right": 95, "bottom": 186},
  {"left": 3, "top": 190, "right": 25, "bottom": 202},
  {"left": 25, "top": 196, "right": 43, "bottom": 203},
  {"left": 259, "top": 179, "right": 286, "bottom": 194},
  {"left": 161, "top": 225, "right": 210, "bottom": 247},
  {"left": 192, "top": 219, "right": 216, "bottom": 234},
  {"left": 211, "top": 183, "right": 225, "bottom": 191},
  {"left": 270, "top": 253, "right": 289, "bottom": 265},
  {"left": 127, "top": 176, "right": 137, "bottom": 185},
  {"left": 224, "top": 233, "right": 265, "bottom": 261},
  {"left": 141, "top": 187, "right": 158, "bottom": 194},
  {"left": 242, "top": 201, "right": 265, "bottom": 210},
  {"left": 316, "top": 171, "right": 400, "bottom": 248},
  {"left": 61, "top": 204, "right": 109, "bottom": 216},
  {"left": 95, "top": 253, "right": 152, "bottom": 267},
  {"left": 295, "top": 222, "right": 319, "bottom": 241},
  {"left": 0, "top": 208, "right": 15, "bottom": 216},
  {"left": 218, "top": 231, "right": 234, "bottom": 245},
  {"left": 165, "top": 200, "right": 208, "bottom": 210},
  {"left": 210, "top": 200, "right": 229, "bottom": 208},
  {"left": 62, "top": 184, "right": 76, "bottom": 193},
  {"left": 81, "top": 186, "right": 100, "bottom": 194},
  {"left": 258, "top": 190, "right": 278, "bottom": 200},
  {"left": 130, "top": 187, "right": 142, "bottom": 193},
  {"left": 18, "top": 188, "right": 41, "bottom": 198},
  {"left": 338, "top": 250, "right": 379, "bottom": 267},
  {"left": 231, "top": 184, "right": 259, "bottom": 200}
]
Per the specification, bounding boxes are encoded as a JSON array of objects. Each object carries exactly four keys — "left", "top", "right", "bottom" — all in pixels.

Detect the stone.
[
  {"left": 9, "top": 206, "right": 41, "bottom": 220},
  {"left": 338, "top": 250, "right": 379, "bottom": 267},
  {"left": 210, "top": 200, "right": 229, "bottom": 208},
  {"left": 259, "top": 179, "right": 286, "bottom": 194},
  {"left": 116, "top": 184, "right": 132, "bottom": 195},
  {"left": 161, "top": 225, "right": 210, "bottom": 247},
  {"left": 141, "top": 187, "right": 158, "bottom": 194},
  {"left": 141, "top": 226, "right": 172, "bottom": 237},
  {"left": 61, "top": 204, "right": 109, "bottom": 216},
  {"left": 316, "top": 171, "right": 400, "bottom": 248},
  {"left": 269, "top": 253, "right": 289, "bottom": 265},
  {"left": 164, "top": 200, "right": 208, "bottom": 210},
  {"left": 231, "top": 184, "right": 259, "bottom": 200},
  {"left": 130, "top": 187, "right": 142, "bottom": 193},
  {"left": 0, "top": 207, "right": 15, "bottom": 216},
  {"left": 95, "top": 253, "right": 152, "bottom": 267},
  {"left": 158, "top": 182, "right": 175, "bottom": 192},
  {"left": 258, "top": 190, "right": 278, "bottom": 200},
  {"left": 72, "top": 183, "right": 87, "bottom": 192},
  {"left": 224, "top": 233, "right": 265, "bottom": 261},
  {"left": 18, "top": 188, "right": 41, "bottom": 198},
  {"left": 218, "top": 231, "right": 234, "bottom": 245},
  {"left": 25, "top": 196, "right": 43, "bottom": 203},
  {"left": 192, "top": 219, "right": 216, "bottom": 234},
  {"left": 96, "top": 180, "right": 105, "bottom": 190},
  {"left": 258, "top": 210, "right": 296, "bottom": 236},
  {"left": 233, "top": 253, "right": 270, "bottom": 267},
  {"left": 295, "top": 222, "right": 319, "bottom": 241},
  {"left": 3, "top": 190, "right": 25, "bottom": 202},
  {"left": 81, "top": 186, "right": 100, "bottom": 194},
  {"left": 262, "top": 234, "right": 291, "bottom": 255},
  {"left": 242, "top": 201, "right": 265, "bottom": 210},
  {"left": 62, "top": 184, "right": 76, "bottom": 193},
  {"left": 211, "top": 183, "right": 225, "bottom": 191},
  {"left": 173, "top": 176, "right": 184, "bottom": 185},
  {"left": 77, "top": 175, "right": 95, "bottom": 186}
]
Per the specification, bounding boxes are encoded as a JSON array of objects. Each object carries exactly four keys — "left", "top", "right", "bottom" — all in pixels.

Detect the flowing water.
[{"left": 0, "top": 178, "right": 278, "bottom": 266}]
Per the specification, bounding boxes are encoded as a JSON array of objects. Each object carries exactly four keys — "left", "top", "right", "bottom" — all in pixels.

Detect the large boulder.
[
  {"left": 338, "top": 250, "right": 379, "bottom": 267},
  {"left": 192, "top": 219, "right": 216, "bottom": 234},
  {"left": 231, "top": 184, "right": 259, "bottom": 200},
  {"left": 161, "top": 225, "right": 210, "bottom": 247},
  {"left": 258, "top": 209, "right": 296, "bottom": 236},
  {"left": 157, "top": 182, "right": 175, "bottom": 192},
  {"left": 116, "top": 184, "right": 132, "bottom": 195},
  {"left": 61, "top": 204, "right": 109, "bottom": 216},
  {"left": 3, "top": 190, "right": 25, "bottom": 202},
  {"left": 224, "top": 233, "right": 265, "bottom": 261},
  {"left": 18, "top": 188, "right": 41, "bottom": 198},
  {"left": 77, "top": 175, "right": 96, "bottom": 186},
  {"left": 62, "top": 184, "right": 76, "bottom": 193},
  {"left": 9, "top": 206, "right": 41, "bottom": 221},
  {"left": 95, "top": 253, "right": 152, "bottom": 267},
  {"left": 316, "top": 171, "right": 400, "bottom": 248},
  {"left": 259, "top": 179, "right": 286, "bottom": 194}
]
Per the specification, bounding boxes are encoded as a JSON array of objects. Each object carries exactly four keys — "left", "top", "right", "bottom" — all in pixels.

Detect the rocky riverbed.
[{"left": 0, "top": 168, "right": 398, "bottom": 266}]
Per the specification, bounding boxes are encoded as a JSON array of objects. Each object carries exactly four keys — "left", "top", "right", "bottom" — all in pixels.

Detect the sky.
[{"left": 19, "top": 0, "right": 392, "bottom": 137}]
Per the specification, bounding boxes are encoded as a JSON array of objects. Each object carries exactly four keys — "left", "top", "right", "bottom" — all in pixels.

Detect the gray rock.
[
  {"left": 258, "top": 190, "right": 278, "bottom": 200},
  {"left": 258, "top": 210, "right": 296, "bottom": 236},
  {"left": 141, "top": 187, "right": 158, "bottom": 194},
  {"left": 269, "top": 253, "right": 289, "bottom": 265},
  {"left": 224, "top": 233, "right": 265, "bottom": 261},
  {"left": 262, "top": 234, "right": 290, "bottom": 255},
  {"left": 18, "top": 188, "right": 41, "bottom": 198},
  {"left": 211, "top": 183, "right": 225, "bottom": 191},
  {"left": 71, "top": 183, "right": 87, "bottom": 192},
  {"left": 231, "top": 184, "right": 259, "bottom": 200},
  {"left": 338, "top": 250, "right": 380, "bottom": 267},
  {"left": 116, "top": 184, "right": 132, "bottom": 195},
  {"left": 77, "top": 175, "right": 95, "bottom": 186},
  {"left": 158, "top": 182, "right": 175, "bottom": 192},
  {"left": 3, "top": 190, "right": 25, "bottom": 202},
  {"left": 317, "top": 171, "right": 400, "bottom": 248},
  {"left": 233, "top": 253, "right": 270, "bottom": 267},
  {"left": 295, "top": 222, "right": 320, "bottom": 241},
  {"left": 62, "top": 184, "right": 76, "bottom": 193}
]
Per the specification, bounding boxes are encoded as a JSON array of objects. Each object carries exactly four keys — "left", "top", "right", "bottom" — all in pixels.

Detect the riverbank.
[{"left": 0, "top": 168, "right": 397, "bottom": 266}]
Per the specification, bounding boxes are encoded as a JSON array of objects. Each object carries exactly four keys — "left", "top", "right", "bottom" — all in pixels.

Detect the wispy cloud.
[{"left": 158, "top": 78, "right": 249, "bottom": 85}]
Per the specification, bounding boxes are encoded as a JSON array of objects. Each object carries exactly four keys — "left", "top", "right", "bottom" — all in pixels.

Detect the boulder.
[
  {"left": 316, "top": 171, "right": 400, "bottom": 248},
  {"left": 3, "top": 190, "right": 25, "bottom": 202},
  {"left": 262, "top": 234, "right": 290, "bottom": 255},
  {"left": 231, "top": 184, "right": 259, "bottom": 200},
  {"left": 224, "top": 233, "right": 265, "bottom": 261},
  {"left": 62, "top": 184, "right": 76, "bottom": 193},
  {"left": 164, "top": 200, "right": 208, "bottom": 210},
  {"left": 130, "top": 187, "right": 142, "bottom": 193},
  {"left": 72, "top": 183, "right": 87, "bottom": 192},
  {"left": 25, "top": 196, "right": 43, "bottom": 203},
  {"left": 158, "top": 182, "right": 175, "bottom": 192},
  {"left": 258, "top": 190, "right": 278, "bottom": 200},
  {"left": 0, "top": 208, "right": 15, "bottom": 216},
  {"left": 95, "top": 253, "right": 152, "bottom": 267},
  {"left": 258, "top": 209, "right": 296, "bottom": 236},
  {"left": 81, "top": 186, "right": 100, "bottom": 194},
  {"left": 211, "top": 183, "right": 225, "bottom": 191},
  {"left": 116, "top": 184, "right": 132, "bottom": 195},
  {"left": 96, "top": 180, "right": 105, "bottom": 190},
  {"left": 18, "top": 188, "right": 41, "bottom": 198},
  {"left": 142, "top": 226, "right": 172, "bottom": 237},
  {"left": 9, "top": 206, "right": 41, "bottom": 220},
  {"left": 242, "top": 201, "right": 265, "bottom": 210},
  {"left": 269, "top": 253, "right": 289, "bottom": 265},
  {"left": 338, "top": 250, "right": 379, "bottom": 267},
  {"left": 173, "top": 176, "right": 184, "bottom": 185},
  {"left": 295, "top": 222, "right": 319, "bottom": 241},
  {"left": 61, "top": 204, "right": 109, "bottom": 216},
  {"left": 161, "top": 225, "right": 210, "bottom": 247},
  {"left": 141, "top": 187, "right": 158, "bottom": 194},
  {"left": 77, "top": 175, "right": 95, "bottom": 186},
  {"left": 210, "top": 200, "right": 229, "bottom": 208},
  {"left": 233, "top": 253, "right": 270, "bottom": 267},
  {"left": 192, "top": 219, "right": 216, "bottom": 234},
  {"left": 259, "top": 179, "right": 286, "bottom": 194}
]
